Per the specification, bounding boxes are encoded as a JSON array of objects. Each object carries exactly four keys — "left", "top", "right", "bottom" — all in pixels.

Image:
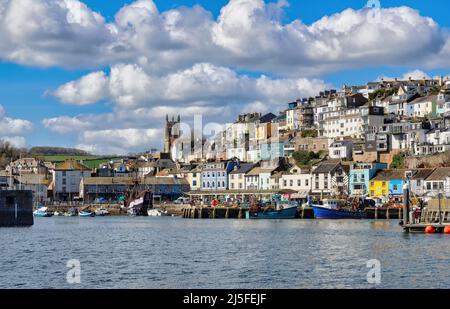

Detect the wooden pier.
[{"left": 364, "top": 207, "right": 403, "bottom": 220}]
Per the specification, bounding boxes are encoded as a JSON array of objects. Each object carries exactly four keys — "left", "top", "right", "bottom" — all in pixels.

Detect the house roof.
[
  {"left": 411, "top": 168, "right": 435, "bottom": 180},
  {"left": 372, "top": 169, "right": 410, "bottom": 181},
  {"left": 54, "top": 160, "right": 91, "bottom": 171},
  {"left": 246, "top": 167, "right": 276, "bottom": 176},
  {"left": 230, "top": 163, "right": 255, "bottom": 175},
  {"left": 312, "top": 160, "right": 341, "bottom": 175},
  {"left": 410, "top": 95, "right": 437, "bottom": 104},
  {"left": 259, "top": 113, "right": 277, "bottom": 123},
  {"left": 425, "top": 167, "right": 450, "bottom": 181}
]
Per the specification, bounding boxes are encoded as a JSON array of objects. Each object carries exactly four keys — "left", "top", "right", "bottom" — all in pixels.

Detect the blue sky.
[{"left": 1, "top": 0, "right": 450, "bottom": 154}]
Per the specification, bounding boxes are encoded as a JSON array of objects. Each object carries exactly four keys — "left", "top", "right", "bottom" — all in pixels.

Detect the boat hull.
[
  {"left": 312, "top": 206, "right": 365, "bottom": 219},
  {"left": 79, "top": 212, "right": 95, "bottom": 217},
  {"left": 248, "top": 206, "right": 298, "bottom": 219}
]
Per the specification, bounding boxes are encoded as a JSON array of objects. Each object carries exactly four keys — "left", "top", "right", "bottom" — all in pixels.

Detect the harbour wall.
[{"left": 0, "top": 190, "right": 33, "bottom": 227}]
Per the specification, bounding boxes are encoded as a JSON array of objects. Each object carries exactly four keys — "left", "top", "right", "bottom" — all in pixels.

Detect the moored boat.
[
  {"left": 53, "top": 211, "right": 64, "bottom": 217},
  {"left": 248, "top": 201, "right": 299, "bottom": 219},
  {"left": 147, "top": 209, "right": 170, "bottom": 217},
  {"left": 94, "top": 208, "right": 110, "bottom": 216},
  {"left": 33, "top": 207, "right": 53, "bottom": 217},
  {"left": 79, "top": 211, "right": 95, "bottom": 217},
  {"left": 311, "top": 199, "right": 365, "bottom": 219}
]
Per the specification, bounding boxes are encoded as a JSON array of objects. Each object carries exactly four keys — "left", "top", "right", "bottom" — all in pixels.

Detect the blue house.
[
  {"left": 349, "top": 162, "right": 387, "bottom": 196},
  {"left": 201, "top": 159, "right": 239, "bottom": 191}
]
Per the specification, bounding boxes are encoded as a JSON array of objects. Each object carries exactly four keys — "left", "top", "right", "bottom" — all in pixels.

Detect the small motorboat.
[
  {"left": 247, "top": 201, "right": 299, "bottom": 219},
  {"left": 94, "top": 208, "right": 110, "bottom": 216},
  {"left": 311, "top": 199, "right": 366, "bottom": 219},
  {"left": 79, "top": 211, "right": 95, "bottom": 217},
  {"left": 33, "top": 207, "right": 53, "bottom": 217},
  {"left": 147, "top": 209, "right": 170, "bottom": 217},
  {"left": 53, "top": 211, "right": 64, "bottom": 217}
]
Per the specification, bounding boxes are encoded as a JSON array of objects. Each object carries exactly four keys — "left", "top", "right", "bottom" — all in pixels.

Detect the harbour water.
[{"left": 0, "top": 217, "right": 448, "bottom": 289}]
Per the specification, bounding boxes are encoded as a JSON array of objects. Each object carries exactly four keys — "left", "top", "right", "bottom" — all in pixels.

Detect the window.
[
  {"left": 62, "top": 179, "right": 66, "bottom": 185},
  {"left": 393, "top": 185, "right": 398, "bottom": 191},
  {"left": 370, "top": 190, "right": 375, "bottom": 196},
  {"left": 382, "top": 182, "right": 386, "bottom": 187},
  {"left": 239, "top": 183, "right": 243, "bottom": 189},
  {"left": 222, "top": 181, "right": 226, "bottom": 188},
  {"left": 305, "top": 180, "right": 309, "bottom": 186},
  {"left": 284, "top": 180, "right": 287, "bottom": 187},
  {"left": 231, "top": 175, "right": 234, "bottom": 180},
  {"left": 193, "top": 181, "right": 197, "bottom": 186},
  {"left": 297, "top": 180, "right": 301, "bottom": 186},
  {"left": 290, "top": 180, "right": 293, "bottom": 187},
  {"left": 324, "top": 181, "right": 328, "bottom": 189},
  {"left": 416, "top": 180, "right": 421, "bottom": 187},
  {"left": 62, "top": 171, "right": 66, "bottom": 176},
  {"left": 382, "top": 190, "right": 386, "bottom": 196},
  {"left": 426, "top": 182, "right": 431, "bottom": 190},
  {"left": 193, "top": 173, "right": 197, "bottom": 178},
  {"left": 231, "top": 183, "right": 235, "bottom": 189}
]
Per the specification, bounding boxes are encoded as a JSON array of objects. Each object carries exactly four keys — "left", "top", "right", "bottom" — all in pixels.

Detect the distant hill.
[{"left": 29, "top": 147, "right": 90, "bottom": 156}]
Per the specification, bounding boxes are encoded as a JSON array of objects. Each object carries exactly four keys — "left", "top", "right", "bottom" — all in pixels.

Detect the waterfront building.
[
  {"left": 229, "top": 163, "right": 254, "bottom": 190},
  {"left": 52, "top": 159, "right": 92, "bottom": 201},
  {"left": 369, "top": 169, "right": 412, "bottom": 202},
  {"left": 410, "top": 168, "right": 435, "bottom": 197},
  {"left": 349, "top": 162, "right": 387, "bottom": 196},
  {"left": 279, "top": 165, "right": 311, "bottom": 200},
  {"left": 311, "top": 160, "right": 349, "bottom": 197},
  {"left": 13, "top": 174, "right": 50, "bottom": 205},
  {"left": 80, "top": 177, "right": 190, "bottom": 203},
  {"left": 423, "top": 167, "right": 450, "bottom": 198},
  {"left": 185, "top": 165, "right": 202, "bottom": 191},
  {"left": 200, "top": 159, "right": 238, "bottom": 191}
]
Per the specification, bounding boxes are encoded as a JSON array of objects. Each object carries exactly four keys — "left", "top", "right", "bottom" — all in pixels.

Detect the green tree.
[
  {"left": 390, "top": 153, "right": 405, "bottom": 169},
  {"left": 292, "top": 150, "right": 321, "bottom": 167}
]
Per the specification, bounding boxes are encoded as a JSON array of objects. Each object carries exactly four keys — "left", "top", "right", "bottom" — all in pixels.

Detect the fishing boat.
[
  {"left": 79, "top": 211, "right": 95, "bottom": 217},
  {"left": 311, "top": 199, "right": 365, "bottom": 219},
  {"left": 94, "top": 208, "right": 110, "bottom": 216},
  {"left": 247, "top": 200, "right": 299, "bottom": 219},
  {"left": 33, "top": 207, "right": 53, "bottom": 217}
]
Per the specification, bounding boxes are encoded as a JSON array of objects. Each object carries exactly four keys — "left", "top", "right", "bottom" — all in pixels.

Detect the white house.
[
  {"left": 52, "top": 160, "right": 92, "bottom": 201},
  {"left": 279, "top": 165, "right": 312, "bottom": 199},
  {"left": 329, "top": 141, "right": 353, "bottom": 160}
]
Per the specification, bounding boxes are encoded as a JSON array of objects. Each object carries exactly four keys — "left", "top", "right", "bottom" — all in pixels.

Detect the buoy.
[
  {"left": 425, "top": 226, "right": 436, "bottom": 234},
  {"left": 444, "top": 226, "right": 450, "bottom": 234}
]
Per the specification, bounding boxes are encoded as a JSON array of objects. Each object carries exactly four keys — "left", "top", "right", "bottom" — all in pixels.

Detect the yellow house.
[
  {"left": 186, "top": 166, "right": 202, "bottom": 191},
  {"left": 369, "top": 179, "right": 389, "bottom": 199}
]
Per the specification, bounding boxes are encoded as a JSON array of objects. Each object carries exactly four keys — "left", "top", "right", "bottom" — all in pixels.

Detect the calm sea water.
[{"left": 0, "top": 217, "right": 448, "bottom": 289}]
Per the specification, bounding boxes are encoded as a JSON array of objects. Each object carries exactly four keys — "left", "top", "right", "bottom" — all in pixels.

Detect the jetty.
[
  {"left": 0, "top": 190, "right": 33, "bottom": 227},
  {"left": 402, "top": 188, "right": 450, "bottom": 233}
]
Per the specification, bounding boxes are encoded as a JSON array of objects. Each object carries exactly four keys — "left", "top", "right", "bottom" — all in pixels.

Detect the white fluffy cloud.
[
  {"left": 0, "top": 104, "right": 32, "bottom": 148},
  {"left": 0, "top": 0, "right": 449, "bottom": 74},
  {"left": 4, "top": 0, "right": 450, "bottom": 154},
  {"left": 54, "top": 71, "right": 109, "bottom": 105},
  {"left": 76, "top": 128, "right": 162, "bottom": 155},
  {"left": 53, "top": 62, "right": 329, "bottom": 108}
]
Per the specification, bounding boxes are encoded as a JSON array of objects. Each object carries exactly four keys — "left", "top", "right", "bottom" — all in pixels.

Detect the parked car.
[{"left": 174, "top": 197, "right": 190, "bottom": 204}]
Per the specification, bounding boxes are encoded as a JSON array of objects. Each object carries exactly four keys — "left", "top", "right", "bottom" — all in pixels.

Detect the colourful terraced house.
[{"left": 369, "top": 169, "right": 412, "bottom": 202}]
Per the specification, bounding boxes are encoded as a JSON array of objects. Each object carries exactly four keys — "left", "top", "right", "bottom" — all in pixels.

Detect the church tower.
[{"left": 164, "top": 114, "right": 181, "bottom": 154}]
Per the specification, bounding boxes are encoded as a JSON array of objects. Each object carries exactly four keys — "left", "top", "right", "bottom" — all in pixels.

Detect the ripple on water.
[{"left": 0, "top": 217, "right": 449, "bottom": 288}]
